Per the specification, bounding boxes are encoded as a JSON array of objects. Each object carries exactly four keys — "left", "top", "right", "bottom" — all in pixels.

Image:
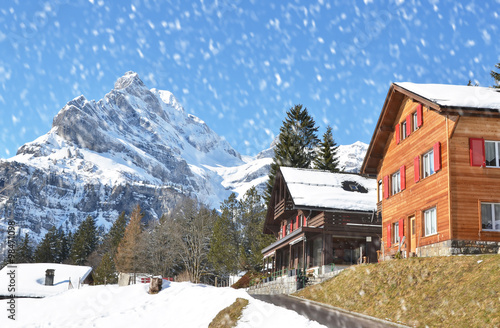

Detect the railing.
[{"left": 274, "top": 199, "right": 286, "bottom": 219}]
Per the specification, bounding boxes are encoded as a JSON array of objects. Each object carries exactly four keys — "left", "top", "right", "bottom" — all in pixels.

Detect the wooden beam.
[{"left": 379, "top": 125, "right": 394, "bottom": 132}]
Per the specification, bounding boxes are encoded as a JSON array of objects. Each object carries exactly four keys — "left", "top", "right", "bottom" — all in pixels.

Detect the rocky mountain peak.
[{"left": 113, "top": 71, "right": 146, "bottom": 90}]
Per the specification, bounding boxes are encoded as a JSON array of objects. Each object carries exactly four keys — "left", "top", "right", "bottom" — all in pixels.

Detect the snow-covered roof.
[
  {"left": 0, "top": 263, "right": 92, "bottom": 298},
  {"left": 395, "top": 82, "right": 500, "bottom": 110},
  {"left": 279, "top": 167, "right": 376, "bottom": 212}
]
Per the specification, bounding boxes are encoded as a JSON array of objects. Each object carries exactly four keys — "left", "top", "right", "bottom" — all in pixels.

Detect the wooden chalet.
[
  {"left": 262, "top": 167, "right": 380, "bottom": 276},
  {"left": 362, "top": 82, "right": 500, "bottom": 257}
]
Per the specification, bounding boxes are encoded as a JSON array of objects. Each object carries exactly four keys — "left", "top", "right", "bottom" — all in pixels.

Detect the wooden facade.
[
  {"left": 262, "top": 167, "right": 381, "bottom": 275},
  {"left": 362, "top": 82, "right": 500, "bottom": 257}
]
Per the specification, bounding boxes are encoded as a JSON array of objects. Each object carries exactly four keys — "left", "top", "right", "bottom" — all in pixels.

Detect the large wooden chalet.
[
  {"left": 362, "top": 82, "right": 500, "bottom": 257},
  {"left": 262, "top": 167, "right": 380, "bottom": 276}
]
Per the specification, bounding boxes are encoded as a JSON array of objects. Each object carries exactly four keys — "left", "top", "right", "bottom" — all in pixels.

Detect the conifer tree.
[
  {"left": 34, "top": 227, "right": 58, "bottom": 263},
  {"left": 313, "top": 125, "right": 340, "bottom": 172},
  {"left": 101, "top": 211, "right": 128, "bottom": 257},
  {"left": 93, "top": 252, "right": 117, "bottom": 285},
  {"left": 70, "top": 216, "right": 99, "bottom": 265},
  {"left": 114, "top": 205, "right": 144, "bottom": 273},
  {"left": 208, "top": 193, "right": 239, "bottom": 277},
  {"left": 264, "top": 104, "right": 319, "bottom": 203},
  {"left": 492, "top": 62, "right": 500, "bottom": 88},
  {"left": 15, "top": 233, "right": 34, "bottom": 263}
]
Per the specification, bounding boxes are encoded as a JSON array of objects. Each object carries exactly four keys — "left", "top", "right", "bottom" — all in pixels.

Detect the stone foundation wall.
[{"left": 417, "top": 239, "right": 500, "bottom": 257}]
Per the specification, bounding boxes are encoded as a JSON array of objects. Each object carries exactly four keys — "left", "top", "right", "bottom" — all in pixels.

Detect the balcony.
[{"left": 274, "top": 199, "right": 294, "bottom": 221}]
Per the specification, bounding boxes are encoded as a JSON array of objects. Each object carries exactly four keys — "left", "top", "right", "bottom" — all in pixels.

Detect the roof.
[
  {"left": 361, "top": 82, "right": 500, "bottom": 175},
  {"left": 0, "top": 263, "right": 92, "bottom": 297},
  {"left": 279, "top": 167, "right": 376, "bottom": 212},
  {"left": 395, "top": 82, "right": 500, "bottom": 111}
]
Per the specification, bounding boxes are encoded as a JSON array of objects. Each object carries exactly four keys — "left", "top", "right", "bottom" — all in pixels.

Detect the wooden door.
[{"left": 410, "top": 216, "right": 416, "bottom": 254}]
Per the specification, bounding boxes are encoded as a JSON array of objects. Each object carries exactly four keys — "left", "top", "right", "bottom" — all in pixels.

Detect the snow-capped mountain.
[{"left": 0, "top": 72, "right": 367, "bottom": 254}]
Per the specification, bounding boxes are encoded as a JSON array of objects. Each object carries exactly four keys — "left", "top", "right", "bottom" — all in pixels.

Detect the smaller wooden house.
[{"left": 262, "top": 167, "right": 381, "bottom": 276}]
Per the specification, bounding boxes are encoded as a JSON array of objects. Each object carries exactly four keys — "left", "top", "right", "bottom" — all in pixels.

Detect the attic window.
[{"left": 341, "top": 181, "right": 368, "bottom": 193}]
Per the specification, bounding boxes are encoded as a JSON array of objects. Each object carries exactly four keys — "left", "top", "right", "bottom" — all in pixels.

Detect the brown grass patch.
[{"left": 209, "top": 298, "right": 249, "bottom": 328}]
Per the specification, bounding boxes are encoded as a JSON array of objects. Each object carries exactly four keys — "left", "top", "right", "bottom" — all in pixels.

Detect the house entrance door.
[{"left": 410, "top": 216, "right": 416, "bottom": 254}]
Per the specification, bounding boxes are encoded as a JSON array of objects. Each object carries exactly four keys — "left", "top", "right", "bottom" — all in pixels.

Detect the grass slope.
[
  {"left": 209, "top": 298, "right": 249, "bottom": 328},
  {"left": 295, "top": 255, "right": 500, "bottom": 327}
]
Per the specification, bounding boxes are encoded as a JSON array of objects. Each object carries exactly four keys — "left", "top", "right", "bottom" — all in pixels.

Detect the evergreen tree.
[
  {"left": 70, "top": 216, "right": 99, "bottom": 265},
  {"left": 34, "top": 227, "right": 59, "bottom": 263},
  {"left": 14, "top": 233, "right": 34, "bottom": 263},
  {"left": 313, "top": 125, "right": 340, "bottom": 172},
  {"left": 492, "top": 62, "right": 500, "bottom": 88},
  {"left": 264, "top": 104, "right": 319, "bottom": 203},
  {"left": 106, "top": 211, "right": 128, "bottom": 256},
  {"left": 93, "top": 252, "right": 117, "bottom": 285},
  {"left": 114, "top": 205, "right": 144, "bottom": 273},
  {"left": 208, "top": 193, "right": 239, "bottom": 277},
  {"left": 238, "top": 187, "right": 274, "bottom": 271}
]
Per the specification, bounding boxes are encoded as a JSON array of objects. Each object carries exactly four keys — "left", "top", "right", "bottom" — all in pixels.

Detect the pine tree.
[
  {"left": 114, "top": 205, "right": 144, "bottom": 273},
  {"left": 93, "top": 252, "right": 117, "bottom": 285},
  {"left": 15, "top": 233, "right": 34, "bottom": 263},
  {"left": 34, "top": 227, "right": 58, "bottom": 263},
  {"left": 101, "top": 211, "right": 128, "bottom": 257},
  {"left": 208, "top": 193, "right": 239, "bottom": 277},
  {"left": 313, "top": 125, "right": 340, "bottom": 172},
  {"left": 492, "top": 62, "right": 500, "bottom": 88},
  {"left": 264, "top": 104, "right": 319, "bottom": 203},
  {"left": 70, "top": 216, "right": 99, "bottom": 265}
]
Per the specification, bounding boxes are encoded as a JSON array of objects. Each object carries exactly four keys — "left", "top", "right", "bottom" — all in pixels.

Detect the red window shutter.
[
  {"left": 383, "top": 175, "right": 389, "bottom": 199},
  {"left": 414, "top": 156, "right": 420, "bottom": 183},
  {"left": 282, "top": 224, "right": 286, "bottom": 238},
  {"left": 400, "top": 165, "right": 406, "bottom": 190},
  {"left": 433, "top": 142, "right": 442, "bottom": 171},
  {"left": 470, "top": 138, "right": 485, "bottom": 167},
  {"left": 416, "top": 104, "right": 423, "bottom": 127},
  {"left": 304, "top": 215, "right": 307, "bottom": 227},
  {"left": 290, "top": 219, "right": 293, "bottom": 232},
  {"left": 406, "top": 114, "right": 411, "bottom": 136},
  {"left": 386, "top": 224, "right": 391, "bottom": 247},
  {"left": 398, "top": 218, "right": 404, "bottom": 241},
  {"left": 395, "top": 124, "right": 400, "bottom": 144},
  {"left": 295, "top": 215, "right": 299, "bottom": 229}
]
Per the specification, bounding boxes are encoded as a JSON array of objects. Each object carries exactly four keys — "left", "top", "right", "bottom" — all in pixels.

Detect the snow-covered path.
[{"left": 1, "top": 281, "right": 326, "bottom": 328}]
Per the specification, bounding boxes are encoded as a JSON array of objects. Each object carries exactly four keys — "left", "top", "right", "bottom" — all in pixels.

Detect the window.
[
  {"left": 401, "top": 121, "right": 407, "bottom": 140},
  {"left": 481, "top": 203, "right": 500, "bottom": 231},
  {"left": 378, "top": 179, "right": 383, "bottom": 202},
  {"left": 424, "top": 207, "right": 437, "bottom": 236},
  {"left": 485, "top": 141, "right": 500, "bottom": 167},
  {"left": 393, "top": 221, "right": 400, "bottom": 244},
  {"left": 422, "top": 149, "right": 435, "bottom": 178},
  {"left": 412, "top": 112, "right": 419, "bottom": 132},
  {"left": 391, "top": 171, "right": 401, "bottom": 195}
]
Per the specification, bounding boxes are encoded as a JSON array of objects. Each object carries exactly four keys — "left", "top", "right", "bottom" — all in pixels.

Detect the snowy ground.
[{"left": 1, "top": 281, "right": 326, "bottom": 328}]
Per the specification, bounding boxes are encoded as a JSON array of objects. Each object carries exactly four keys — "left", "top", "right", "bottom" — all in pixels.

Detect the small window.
[
  {"left": 424, "top": 207, "right": 437, "bottom": 236},
  {"left": 391, "top": 171, "right": 401, "bottom": 195},
  {"left": 393, "top": 221, "right": 400, "bottom": 244},
  {"left": 485, "top": 141, "right": 500, "bottom": 168},
  {"left": 412, "top": 112, "right": 419, "bottom": 131},
  {"left": 422, "top": 149, "right": 435, "bottom": 178},
  {"left": 401, "top": 121, "right": 407, "bottom": 140},
  {"left": 378, "top": 179, "right": 383, "bottom": 202},
  {"left": 481, "top": 203, "right": 500, "bottom": 231}
]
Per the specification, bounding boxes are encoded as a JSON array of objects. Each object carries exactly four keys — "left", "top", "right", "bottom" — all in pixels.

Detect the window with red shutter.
[
  {"left": 400, "top": 165, "right": 406, "bottom": 190},
  {"left": 383, "top": 175, "right": 389, "bottom": 199},
  {"left": 470, "top": 138, "right": 485, "bottom": 167},
  {"left": 295, "top": 215, "right": 299, "bottom": 230},
  {"left": 406, "top": 114, "right": 411, "bottom": 136},
  {"left": 395, "top": 124, "right": 400, "bottom": 144},
  {"left": 433, "top": 142, "right": 441, "bottom": 171},
  {"left": 414, "top": 156, "right": 420, "bottom": 183},
  {"left": 386, "top": 224, "right": 391, "bottom": 247},
  {"left": 416, "top": 104, "right": 423, "bottom": 127},
  {"left": 303, "top": 215, "right": 307, "bottom": 227}
]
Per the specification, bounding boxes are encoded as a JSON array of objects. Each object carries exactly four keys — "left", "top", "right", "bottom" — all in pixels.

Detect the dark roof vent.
[{"left": 342, "top": 181, "right": 368, "bottom": 193}]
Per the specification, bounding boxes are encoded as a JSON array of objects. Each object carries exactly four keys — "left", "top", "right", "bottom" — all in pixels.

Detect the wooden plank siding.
[
  {"left": 449, "top": 116, "right": 500, "bottom": 242},
  {"left": 378, "top": 97, "right": 451, "bottom": 254}
]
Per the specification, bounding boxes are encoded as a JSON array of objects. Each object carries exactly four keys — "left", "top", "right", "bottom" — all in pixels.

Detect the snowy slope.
[{"left": 0, "top": 281, "right": 326, "bottom": 328}]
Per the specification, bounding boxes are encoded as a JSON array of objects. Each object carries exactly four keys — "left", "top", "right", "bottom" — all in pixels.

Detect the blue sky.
[{"left": 1, "top": 0, "right": 499, "bottom": 159}]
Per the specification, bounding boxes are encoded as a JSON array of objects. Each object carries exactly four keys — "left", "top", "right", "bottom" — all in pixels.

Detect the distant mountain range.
[{"left": 0, "top": 72, "right": 368, "bottom": 254}]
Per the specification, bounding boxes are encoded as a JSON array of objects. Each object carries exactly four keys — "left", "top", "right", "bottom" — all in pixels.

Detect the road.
[{"left": 252, "top": 294, "right": 405, "bottom": 328}]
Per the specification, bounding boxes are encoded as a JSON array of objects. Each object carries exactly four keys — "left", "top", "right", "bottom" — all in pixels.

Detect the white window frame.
[
  {"left": 412, "top": 112, "right": 419, "bottom": 132},
  {"left": 485, "top": 140, "right": 500, "bottom": 168},
  {"left": 481, "top": 202, "right": 500, "bottom": 231},
  {"left": 424, "top": 207, "right": 437, "bottom": 236},
  {"left": 422, "top": 149, "right": 435, "bottom": 178},
  {"left": 401, "top": 121, "right": 407, "bottom": 140},
  {"left": 393, "top": 221, "right": 400, "bottom": 244},
  {"left": 391, "top": 171, "right": 401, "bottom": 195}
]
